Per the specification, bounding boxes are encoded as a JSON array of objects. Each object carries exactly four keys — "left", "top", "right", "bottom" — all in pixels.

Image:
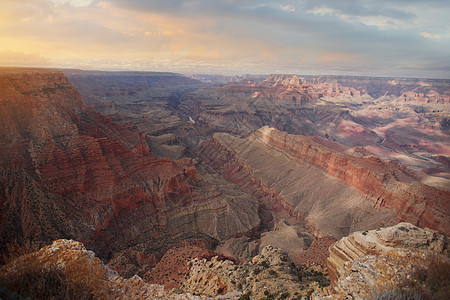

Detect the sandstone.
[
  {"left": 326, "top": 222, "right": 449, "bottom": 291},
  {"left": 181, "top": 245, "right": 321, "bottom": 299},
  {"left": 181, "top": 74, "right": 449, "bottom": 178},
  {"left": 251, "top": 127, "right": 450, "bottom": 235}
]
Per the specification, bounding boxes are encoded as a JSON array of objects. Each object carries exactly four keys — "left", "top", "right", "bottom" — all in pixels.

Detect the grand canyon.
[
  {"left": 0, "top": 67, "right": 449, "bottom": 299},
  {"left": 1, "top": 1, "right": 449, "bottom": 299}
]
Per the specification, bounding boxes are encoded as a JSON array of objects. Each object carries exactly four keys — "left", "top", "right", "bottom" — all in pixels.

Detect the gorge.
[{"left": 0, "top": 67, "right": 449, "bottom": 299}]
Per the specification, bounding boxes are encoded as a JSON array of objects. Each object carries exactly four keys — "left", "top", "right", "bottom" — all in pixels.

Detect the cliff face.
[
  {"left": 0, "top": 68, "right": 260, "bottom": 267},
  {"left": 252, "top": 127, "right": 450, "bottom": 235},
  {"left": 198, "top": 127, "right": 449, "bottom": 239},
  {"left": 197, "top": 129, "right": 399, "bottom": 239}
]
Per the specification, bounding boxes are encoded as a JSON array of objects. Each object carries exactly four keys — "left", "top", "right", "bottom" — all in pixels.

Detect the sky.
[{"left": 0, "top": 0, "right": 449, "bottom": 78}]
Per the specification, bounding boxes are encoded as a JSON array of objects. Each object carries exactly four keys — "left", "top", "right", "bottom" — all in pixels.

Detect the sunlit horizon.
[{"left": 1, "top": 0, "right": 449, "bottom": 78}]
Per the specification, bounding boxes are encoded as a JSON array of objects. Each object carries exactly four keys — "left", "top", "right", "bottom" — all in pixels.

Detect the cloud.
[
  {"left": 281, "top": 5, "right": 295, "bottom": 13},
  {"left": 421, "top": 32, "right": 441, "bottom": 40},
  {"left": 0, "top": 0, "right": 448, "bottom": 77}
]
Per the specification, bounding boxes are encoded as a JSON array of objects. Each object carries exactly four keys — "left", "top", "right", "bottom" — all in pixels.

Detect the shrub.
[
  {"left": 260, "top": 260, "right": 270, "bottom": 268},
  {"left": 376, "top": 254, "right": 450, "bottom": 300},
  {"left": 238, "top": 292, "right": 251, "bottom": 300},
  {"left": 0, "top": 250, "right": 110, "bottom": 299},
  {"left": 279, "top": 292, "right": 290, "bottom": 299},
  {"left": 0, "top": 240, "right": 40, "bottom": 266}
]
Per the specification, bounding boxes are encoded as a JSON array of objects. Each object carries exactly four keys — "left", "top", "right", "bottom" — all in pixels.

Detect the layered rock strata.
[
  {"left": 198, "top": 129, "right": 399, "bottom": 238},
  {"left": 325, "top": 249, "right": 449, "bottom": 299},
  {"left": 0, "top": 68, "right": 260, "bottom": 268},
  {"left": 181, "top": 74, "right": 450, "bottom": 177},
  {"left": 324, "top": 223, "right": 449, "bottom": 299},
  {"left": 251, "top": 127, "right": 450, "bottom": 235}
]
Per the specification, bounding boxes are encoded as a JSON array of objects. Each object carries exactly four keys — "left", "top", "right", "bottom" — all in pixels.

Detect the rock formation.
[
  {"left": 181, "top": 245, "right": 321, "bottom": 299},
  {"left": 0, "top": 68, "right": 260, "bottom": 275},
  {"left": 324, "top": 223, "right": 449, "bottom": 299},
  {"left": 1, "top": 239, "right": 330, "bottom": 300},
  {"left": 198, "top": 126, "right": 450, "bottom": 239},
  {"left": 250, "top": 127, "right": 450, "bottom": 235},
  {"left": 1, "top": 69, "right": 449, "bottom": 298},
  {"left": 0, "top": 239, "right": 220, "bottom": 299},
  {"left": 180, "top": 74, "right": 450, "bottom": 178},
  {"left": 2, "top": 225, "right": 447, "bottom": 300}
]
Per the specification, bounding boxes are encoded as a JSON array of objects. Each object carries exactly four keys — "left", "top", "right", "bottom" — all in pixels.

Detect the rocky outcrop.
[
  {"left": 0, "top": 239, "right": 328, "bottom": 299},
  {"left": 324, "top": 223, "right": 449, "bottom": 299},
  {"left": 0, "top": 239, "right": 221, "bottom": 299},
  {"left": 181, "top": 245, "right": 320, "bottom": 299},
  {"left": 327, "top": 223, "right": 448, "bottom": 285},
  {"left": 2, "top": 229, "right": 447, "bottom": 300},
  {"left": 323, "top": 250, "right": 450, "bottom": 299},
  {"left": 0, "top": 68, "right": 260, "bottom": 271}
]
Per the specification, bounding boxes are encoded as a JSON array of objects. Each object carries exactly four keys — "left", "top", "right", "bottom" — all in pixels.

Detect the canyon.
[
  {"left": 0, "top": 68, "right": 260, "bottom": 278},
  {"left": 0, "top": 67, "right": 449, "bottom": 298}
]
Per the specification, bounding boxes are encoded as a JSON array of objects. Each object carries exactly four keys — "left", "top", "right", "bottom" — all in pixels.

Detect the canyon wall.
[
  {"left": 198, "top": 130, "right": 399, "bottom": 239},
  {"left": 181, "top": 74, "right": 450, "bottom": 178},
  {"left": 252, "top": 127, "right": 450, "bottom": 235},
  {"left": 198, "top": 126, "right": 449, "bottom": 239},
  {"left": 0, "top": 68, "right": 260, "bottom": 265}
]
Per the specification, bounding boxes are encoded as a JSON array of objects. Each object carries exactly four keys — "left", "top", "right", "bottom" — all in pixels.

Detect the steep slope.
[
  {"left": 198, "top": 129, "right": 398, "bottom": 239},
  {"left": 198, "top": 127, "right": 450, "bottom": 239},
  {"left": 0, "top": 68, "right": 260, "bottom": 270},
  {"left": 252, "top": 127, "right": 450, "bottom": 235}
]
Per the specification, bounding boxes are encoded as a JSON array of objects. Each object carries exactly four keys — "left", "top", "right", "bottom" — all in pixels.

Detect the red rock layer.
[
  {"left": 197, "top": 137, "right": 298, "bottom": 217},
  {"left": 259, "top": 74, "right": 362, "bottom": 99},
  {"left": 292, "top": 236, "right": 337, "bottom": 268},
  {"left": 252, "top": 127, "right": 450, "bottom": 235},
  {"left": 143, "top": 244, "right": 215, "bottom": 289},
  {"left": 0, "top": 69, "right": 258, "bottom": 261}
]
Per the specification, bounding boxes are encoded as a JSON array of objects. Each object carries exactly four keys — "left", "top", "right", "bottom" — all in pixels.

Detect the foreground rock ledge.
[{"left": 323, "top": 222, "right": 449, "bottom": 299}]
